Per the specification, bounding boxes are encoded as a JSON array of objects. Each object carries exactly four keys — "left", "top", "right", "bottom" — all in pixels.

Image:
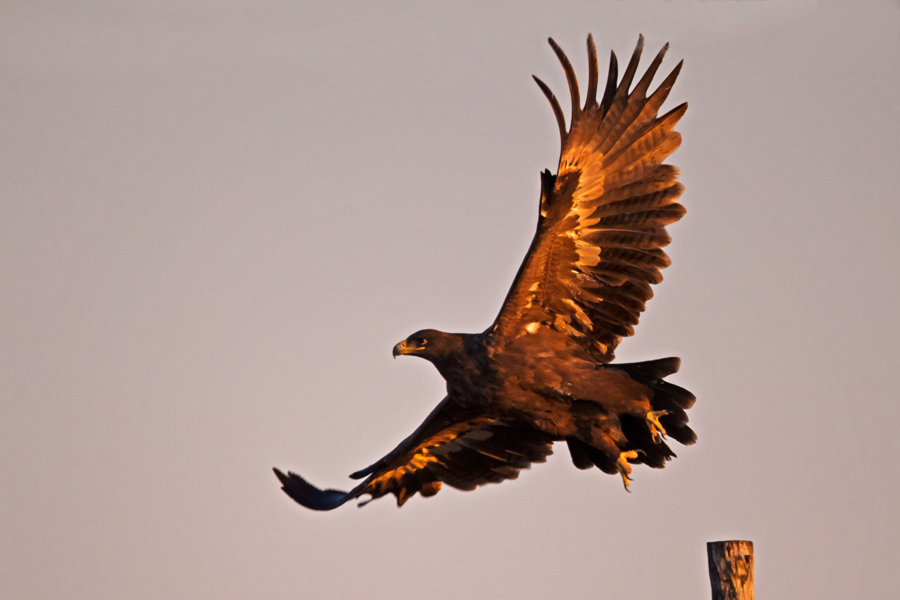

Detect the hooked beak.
[{"left": 392, "top": 340, "right": 410, "bottom": 358}]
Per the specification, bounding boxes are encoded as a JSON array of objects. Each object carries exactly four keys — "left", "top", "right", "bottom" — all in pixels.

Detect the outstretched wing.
[
  {"left": 274, "top": 396, "right": 554, "bottom": 510},
  {"left": 490, "top": 36, "right": 687, "bottom": 362}
]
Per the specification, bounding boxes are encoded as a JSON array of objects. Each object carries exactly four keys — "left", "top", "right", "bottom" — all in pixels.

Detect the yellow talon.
[
  {"left": 616, "top": 450, "right": 639, "bottom": 492},
  {"left": 646, "top": 410, "right": 668, "bottom": 443}
]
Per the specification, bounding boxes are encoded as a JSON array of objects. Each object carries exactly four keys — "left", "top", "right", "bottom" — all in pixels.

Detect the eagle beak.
[{"left": 392, "top": 340, "right": 409, "bottom": 358}]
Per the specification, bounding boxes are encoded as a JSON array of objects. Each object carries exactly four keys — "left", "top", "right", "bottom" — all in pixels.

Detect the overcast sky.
[{"left": 2, "top": 1, "right": 899, "bottom": 599}]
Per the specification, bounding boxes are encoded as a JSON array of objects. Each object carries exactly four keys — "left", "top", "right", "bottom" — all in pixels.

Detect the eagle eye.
[{"left": 413, "top": 337, "right": 427, "bottom": 346}]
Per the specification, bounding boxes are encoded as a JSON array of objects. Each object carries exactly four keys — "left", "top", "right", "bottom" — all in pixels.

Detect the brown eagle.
[{"left": 274, "top": 35, "right": 695, "bottom": 510}]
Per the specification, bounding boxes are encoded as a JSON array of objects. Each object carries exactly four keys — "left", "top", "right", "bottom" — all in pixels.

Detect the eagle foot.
[
  {"left": 645, "top": 410, "right": 668, "bottom": 443},
  {"left": 616, "top": 450, "right": 639, "bottom": 492}
]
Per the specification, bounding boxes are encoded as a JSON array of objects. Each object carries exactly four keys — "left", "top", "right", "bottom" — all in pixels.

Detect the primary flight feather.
[{"left": 274, "top": 35, "right": 695, "bottom": 510}]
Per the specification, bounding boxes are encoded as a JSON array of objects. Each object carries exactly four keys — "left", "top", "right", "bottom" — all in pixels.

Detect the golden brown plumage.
[
  {"left": 492, "top": 35, "right": 687, "bottom": 363},
  {"left": 275, "top": 35, "right": 694, "bottom": 510}
]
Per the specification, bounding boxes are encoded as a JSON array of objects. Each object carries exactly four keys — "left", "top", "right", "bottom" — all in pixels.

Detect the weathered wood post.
[{"left": 707, "top": 540, "right": 754, "bottom": 600}]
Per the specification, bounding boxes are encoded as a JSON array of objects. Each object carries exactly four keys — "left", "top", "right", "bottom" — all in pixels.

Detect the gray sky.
[{"left": 2, "top": 1, "right": 899, "bottom": 599}]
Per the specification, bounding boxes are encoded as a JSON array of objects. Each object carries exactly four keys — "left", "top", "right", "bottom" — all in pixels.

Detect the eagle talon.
[
  {"left": 616, "top": 450, "right": 639, "bottom": 492},
  {"left": 646, "top": 410, "right": 668, "bottom": 443}
]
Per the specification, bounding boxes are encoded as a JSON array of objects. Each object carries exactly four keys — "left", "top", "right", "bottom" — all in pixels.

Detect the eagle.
[{"left": 274, "top": 35, "right": 695, "bottom": 510}]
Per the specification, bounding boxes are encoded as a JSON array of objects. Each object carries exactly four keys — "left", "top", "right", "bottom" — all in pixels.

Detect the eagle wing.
[
  {"left": 274, "top": 396, "right": 554, "bottom": 509},
  {"left": 490, "top": 36, "right": 687, "bottom": 362}
]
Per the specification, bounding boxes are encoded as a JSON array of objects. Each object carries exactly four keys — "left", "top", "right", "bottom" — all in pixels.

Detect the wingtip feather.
[
  {"left": 533, "top": 74, "right": 566, "bottom": 146},
  {"left": 273, "top": 467, "right": 355, "bottom": 511},
  {"left": 585, "top": 34, "right": 599, "bottom": 108},
  {"left": 548, "top": 36, "right": 581, "bottom": 124}
]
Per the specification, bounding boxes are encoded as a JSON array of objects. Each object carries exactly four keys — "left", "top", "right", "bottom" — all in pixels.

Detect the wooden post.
[{"left": 707, "top": 540, "right": 754, "bottom": 600}]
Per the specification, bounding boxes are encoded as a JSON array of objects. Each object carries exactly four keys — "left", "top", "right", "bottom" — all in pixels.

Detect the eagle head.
[{"left": 393, "top": 329, "right": 463, "bottom": 365}]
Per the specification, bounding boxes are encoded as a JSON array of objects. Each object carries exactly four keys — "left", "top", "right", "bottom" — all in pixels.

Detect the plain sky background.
[{"left": 2, "top": 1, "right": 899, "bottom": 598}]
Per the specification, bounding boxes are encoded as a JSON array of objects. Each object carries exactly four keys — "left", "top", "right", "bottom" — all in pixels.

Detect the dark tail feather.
[
  {"left": 620, "top": 413, "right": 676, "bottom": 468},
  {"left": 273, "top": 468, "right": 363, "bottom": 511},
  {"left": 564, "top": 357, "right": 695, "bottom": 474},
  {"left": 616, "top": 357, "right": 697, "bottom": 448},
  {"left": 613, "top": 356, "right": 682, "bottom": 381},
  {"left": 649, "top": 380, "right": 696, "bottom": 446},
  {"left": 566, "top": 438, "right": 594, "bottom": 470},
  {"left": 566, "top": 437, "right": 618, "bottom": 474},
  {"left": 653, "top": 379, "right": 696, "bottom": 410}
]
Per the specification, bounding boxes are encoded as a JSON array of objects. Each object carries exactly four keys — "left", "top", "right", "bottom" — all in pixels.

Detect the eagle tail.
[
  {"left": 566, "top": 437, "right": 618, "bottom": 474},
  {"left": 617, "top": 357, "right": 696, "bottom": 469},
  {"left": 566, "top": 357, "right": 696, "bottom": 474},
  {"left": 616, "top": 356, "right": 696, "bottom": 442}
]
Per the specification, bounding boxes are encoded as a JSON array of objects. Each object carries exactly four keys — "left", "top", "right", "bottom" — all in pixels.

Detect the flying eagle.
[{"left": 274, "top": 35, "right": 695, "bottom": 510}]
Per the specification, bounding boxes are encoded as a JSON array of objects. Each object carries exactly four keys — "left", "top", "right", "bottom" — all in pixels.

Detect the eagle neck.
[{"left": 430, "top": 334, "right": 484, "bottom": 399}]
